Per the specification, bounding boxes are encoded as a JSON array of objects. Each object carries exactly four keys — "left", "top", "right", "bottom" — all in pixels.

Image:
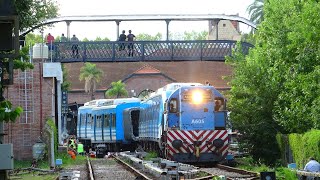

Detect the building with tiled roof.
[{"left": 65, "top": 61, "right": 232, "bottom": 104}]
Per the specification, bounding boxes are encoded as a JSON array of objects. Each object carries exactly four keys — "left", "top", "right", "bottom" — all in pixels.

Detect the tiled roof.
[
  {"left": 64, "top": 61, "right": 232, "bottom": 90},
  {"left": 134, "top": 64, "right": 161, "bottom": 74}
]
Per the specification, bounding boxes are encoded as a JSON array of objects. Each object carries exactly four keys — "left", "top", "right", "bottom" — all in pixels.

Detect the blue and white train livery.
[
  {"left": 133, "top": 83, "right": 229, "bottom": 163},
  {"left": 77, "top": 98, "right": 141, "bottom": 152}
]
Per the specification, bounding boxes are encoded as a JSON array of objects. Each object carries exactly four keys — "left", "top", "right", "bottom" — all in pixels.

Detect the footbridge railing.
[{"left": 48, "top": 40, "right": 253, "bottom": 62}]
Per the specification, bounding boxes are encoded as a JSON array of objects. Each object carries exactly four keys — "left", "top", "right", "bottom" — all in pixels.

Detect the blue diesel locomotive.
[
  {"left": 77, "top": 98, "right": 141, "bottom": 153},
  {"left": 133, "top": 83, "right": 229, "bottom": 163}
]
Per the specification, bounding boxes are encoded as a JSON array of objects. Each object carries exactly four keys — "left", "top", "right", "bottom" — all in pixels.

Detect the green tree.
[
  {"left": 136, "top": 33, "right": 162, "bottom": 41},
  {"left": 14, "top": 0, "right": 59, "bottom": 31},
  {"left": 82, "top": 38, "right": 89, "bottom": 42},
  {"left": 105, "top": 80, "right": 128, "bottom": 98},
  {"left": 227, "top": 0, "right": 320, "bottom": 164},
  {"left": 183, "top": 30, "right": 208, "bottom": 40},
  {"left": 61, "top": 64, "right": 71, "bottom": 91},
  {"left": 95, "top": 37, "right": 102, "bottom": 41},
  {"left": 0, "top": 101, "right": 23, "bottom": 122},
  {"left": 241, "top": 33, "right": 256, "bottom": 45},
  {"left": 170, "top": 31, "right": 207, "bottom": 40},
  {"left": 102, "top": 37, "right": 110, "bottom": 41},
  {"left": 0, "top": 46, "right": 33, "bottom": 123},
  {"left": 79, "top": 63, "right": 103, "bottom": 100},
  {"left": 25, "top": 33, "right": 43, "bottom": 46},
  {"left": 247, "top": 0, "right": 265, "bottom": 24}
]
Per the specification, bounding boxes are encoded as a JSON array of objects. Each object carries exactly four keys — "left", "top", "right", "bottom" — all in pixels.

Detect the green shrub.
[
  {"left": 276, "top": 167, "right": 297, "bottom": 180},
  {"left": 289, "top": 129, "right": 320, "bottom": 168}
]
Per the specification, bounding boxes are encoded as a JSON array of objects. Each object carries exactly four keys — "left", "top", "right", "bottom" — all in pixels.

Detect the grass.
[
  {"left": 235, "top": 156, "right": 298, "bottom": 180},
  {"left": 143, "top": 151, "right": 158, "bottom": 161},
  {"left": 11, "top": 152, "right": 87, "bottom": 180}
]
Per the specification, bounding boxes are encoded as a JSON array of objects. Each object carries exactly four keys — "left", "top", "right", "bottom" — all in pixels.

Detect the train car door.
[
  {"left": 214, "top": 98, "right": 226, "bottom": 129},
  {"left": 167, "top": 98, "right": 179, "bottom": 128}
]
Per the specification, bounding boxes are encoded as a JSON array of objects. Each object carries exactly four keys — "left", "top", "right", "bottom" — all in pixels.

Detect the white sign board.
[{"left": 43, "top": 63, "right": 63, "bottom": 82}]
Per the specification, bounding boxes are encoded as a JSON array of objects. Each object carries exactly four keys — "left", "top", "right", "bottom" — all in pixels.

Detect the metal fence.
[{"left": 49, "top": 40, "right": 253, "bottom": 62}]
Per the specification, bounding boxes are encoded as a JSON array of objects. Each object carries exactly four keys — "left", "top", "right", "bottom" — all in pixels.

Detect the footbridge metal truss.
[
  {"left": 21, "top": 14, "right": 257, "bottom": 37},
  {"left": 49, "top": 40, "right": 253, "bottom": 62}
]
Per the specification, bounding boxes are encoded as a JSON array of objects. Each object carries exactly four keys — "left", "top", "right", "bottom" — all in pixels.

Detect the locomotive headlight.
[{"left": 192, "top": 91, "right": 203, "bottom": 104}]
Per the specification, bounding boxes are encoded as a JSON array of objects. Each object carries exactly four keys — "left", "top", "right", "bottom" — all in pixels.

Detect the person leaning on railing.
[
  {"left": 46, "top": 33, "right": 55, "bottom": 51},
  {"left": 71, "top": 34, "right": 79, "bottom": 58},
  {"left": 58, "top": 33, "right": 68, "bottom": 58}
]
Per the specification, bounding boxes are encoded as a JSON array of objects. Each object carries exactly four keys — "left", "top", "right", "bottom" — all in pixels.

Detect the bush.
[{"left": 289, "top": 129, "right": 320, "bottom": 168}]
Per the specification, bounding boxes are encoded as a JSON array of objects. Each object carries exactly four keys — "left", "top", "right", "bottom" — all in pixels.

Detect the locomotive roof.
[
  {"left": 151, "top": 83, "right": 203, "bottom": 96},
  {"left": 84, "top": 99, "right": 114, "bottom": 106},
  {"left": 147, "top": 82, "right": 226, "bottom": 100},
  {"left": 92, "top": 97, "right": 141, "bottom": 108}
]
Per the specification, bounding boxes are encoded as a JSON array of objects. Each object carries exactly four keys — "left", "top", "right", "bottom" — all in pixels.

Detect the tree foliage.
[
  {"left": 288, "top": 130, "right": 320, "bottom": 168},
  {"left": 170, "top": 31, "right": 208, "bottom": 40},
  {"left": 79, "top": 63, "right": 103, "bottom": 100},
  {"left": 105, "top": 80, "right": 128, "bottom": 98},
  {"left": 227, "top": 0, "right": 320, "bottom": 164},
  {"left": 0, "top": 101, "right": 23, "bottom": 122},
  {"left": 25, "top": 33, "right": 44, "bottom": 46},
  {"left": 247, "top": 0, "right": 265, "bottom": 25},
  {"left": 61, "top": 64, "right": 71, "bottom": 91},
  {"left": 136, "top": 33, "right": 162, "bottom": 41},
  {"left": 14, "top": 0, "right": 59, "bottom": 31}
]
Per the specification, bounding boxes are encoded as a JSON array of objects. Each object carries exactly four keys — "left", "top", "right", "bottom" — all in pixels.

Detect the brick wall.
[
  {"left": 68, "top": 74, "right": 173, "bottom": 103},
  {"left": 68, "top": 91, "right": 105, "bottom": 104},
  {"left": 124, "top": 74, "right": 174, "bottom": 97},
  {"left": 3, "top": 59, "right": 55, "bottom": 160}
]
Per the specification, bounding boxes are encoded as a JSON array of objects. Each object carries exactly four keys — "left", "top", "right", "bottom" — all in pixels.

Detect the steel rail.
[
  {"left": 86, "top": 156, "right": 95, "bottom": 180},
  {"left": 216, "top": 164, "right": 259, "bottom": 177},
  {"left": 112, "top": 155, "right": 153, "bottom": 180},
  {"left": 216, "top": 164, "right": 259, "bottom": 180}
]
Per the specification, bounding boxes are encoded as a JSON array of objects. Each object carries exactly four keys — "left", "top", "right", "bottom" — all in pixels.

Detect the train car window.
[
  {"left": 87, "top": 114, "right": 92, "bottom": 124},
  {"left": 169, "top": 99, "right": 178, "bottom": 113},
  {"left": 104, "top": 114, "right": 110, "bottom": 127},
  {"left": 97, "top": 115, "right": 101, "bottom": 128},
  {"left": 111, "top": 114, "right": 116, "bottom": 127},
  {"left": 81, "top": 114, "right": 86, "bottom": 125},
  {"left": 214, "top": 98, "right": 225, "bottom": 111}
]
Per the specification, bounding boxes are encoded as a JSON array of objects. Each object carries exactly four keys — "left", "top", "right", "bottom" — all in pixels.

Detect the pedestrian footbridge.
[{"left": 48, "top": 40, "right": 253, "bottom": 62}]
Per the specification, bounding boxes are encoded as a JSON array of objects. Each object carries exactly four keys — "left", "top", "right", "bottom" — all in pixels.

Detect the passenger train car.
[
  {"left": 133, "top": 83, "right": 229, "bottom": 163},
  {"left": 77, "top": 98, "right": 141, "bottom": 153}
]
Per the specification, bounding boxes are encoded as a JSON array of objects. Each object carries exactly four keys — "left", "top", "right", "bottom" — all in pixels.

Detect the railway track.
[
  {"left": 86, "top": 154, "right": 155, "bottom": 180},
  {"left": 86, "top": 152, "right": 259, "bottom": 180},
  {"left": 200, "top": 164, "right": 259, "bottom": 180}
]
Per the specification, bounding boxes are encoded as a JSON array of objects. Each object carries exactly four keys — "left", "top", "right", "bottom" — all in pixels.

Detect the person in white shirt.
[
  {"left": 304, "top": 157, "right": 320, "bottom": 172},
  {"left": 304, "top": 157, "right": 320, "bottom": 180}
]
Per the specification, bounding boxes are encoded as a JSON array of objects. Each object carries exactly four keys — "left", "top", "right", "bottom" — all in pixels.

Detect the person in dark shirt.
[
  {"left": 118, "top": 30, "right": 126, "bottom": 51},
  {"left": 71, "top": 34, "right": 79, "bottom": 58},
  {"left": 127, "top": 30, "right": 136, "bottom": 57}
]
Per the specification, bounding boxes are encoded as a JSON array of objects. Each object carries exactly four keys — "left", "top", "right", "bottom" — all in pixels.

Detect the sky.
[{"left": 42, "top": 0, "right": 255, "bottom": 41}]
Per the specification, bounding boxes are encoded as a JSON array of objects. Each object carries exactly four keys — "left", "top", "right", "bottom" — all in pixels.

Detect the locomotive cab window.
[
  {"left": 169, "top": 99, "right": 178, "bottom": 113},
  {"left": 214, "top": 98, "right": 225, "bottom": 111}
]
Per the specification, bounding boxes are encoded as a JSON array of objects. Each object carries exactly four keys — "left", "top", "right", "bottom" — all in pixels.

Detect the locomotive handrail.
[{"left": 48, "top": 40, "right": 253, "bottom": 62}]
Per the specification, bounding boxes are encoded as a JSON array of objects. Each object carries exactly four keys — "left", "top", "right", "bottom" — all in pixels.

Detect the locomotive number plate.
[{"left": 191, "top": 118, "right": 204, "bottom": 124}]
